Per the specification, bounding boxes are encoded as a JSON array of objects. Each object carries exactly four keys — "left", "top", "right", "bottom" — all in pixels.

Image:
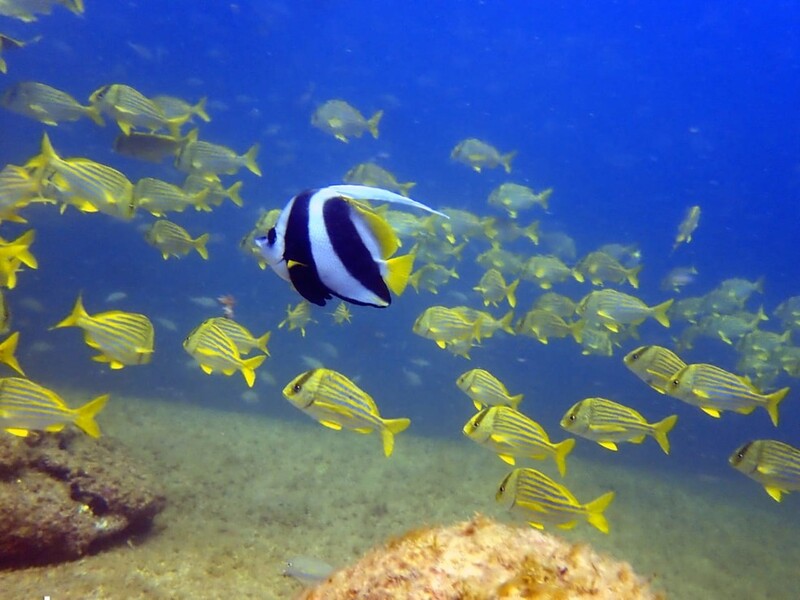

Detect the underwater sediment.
[
  {"left": 299, "top": 514, "right": 662, "bottom": 599},
  {"left": 0, "top": 429, "right": 166, "bottom": 566}
]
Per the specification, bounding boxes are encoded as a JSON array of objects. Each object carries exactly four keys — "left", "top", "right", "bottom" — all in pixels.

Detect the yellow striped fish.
[
  {"left": 495, "top": 467, "right": 615, "bottom": 533},
  {"left": 0, "top": 377, "right": 108, "bottom": 438},
  {"left": 624, "top": 345, "right": 687, "bottom": 394},
  {"left": 145, "top": 219, "right": 209, "bottom": 260},
  {"left": 729, "top": 439, "right": 800, "bottom": 502},
  {"left": 175, "top": 140, "right": 261, "bottom": 177},
  {"left": 560, "top": 397, "right": 678, "bottom": 454},
  {"left": 1, "top": 81, "right": 104, "bottom": 126},
  {"left": 52, "top": 295, "right": 154, "bottom": 369},
  {"left": 282, "top": 368, "right": 410, "bottom": 457},
  {"left": 578, "top": 289, "right": 673, "bottom": 331},
  {"left": 183, "top": 321, "right": 265, "bottom": 387},
  {"left": 89, "top": 84, "right": 187, "bottom": 136},
  {"left": 134, "top": 177, "right": 210, "bottom": 216},
  {"left": 412, "top": 305, "right": 483, "bottom": 348},
  {"left": 204, "top": 317, "right": 270, "bottom": 356},
  {"left": 28, "top": 134, "right": 135, "bottom": 219},
  {"left": 463, "top": 406, "right": 575, "bottom": 476},
  {"left": 667, "top": 363, "right": 789, "bottom": 426},
  {"left": 456, "top": 368, "right": 523, "bottom": 410}
]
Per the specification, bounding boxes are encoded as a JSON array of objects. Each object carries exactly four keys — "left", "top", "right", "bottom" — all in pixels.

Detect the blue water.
[{"left": 1, "top": 0, "right": 799, "bottom": 592}]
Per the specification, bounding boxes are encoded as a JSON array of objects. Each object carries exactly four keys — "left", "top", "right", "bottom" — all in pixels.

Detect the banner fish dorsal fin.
[
  {"left": 349, "top": 200, "right": 399, "bottom": 259},
  {"left": 327, "top": 184, "right": 449, "bottom": 218}
]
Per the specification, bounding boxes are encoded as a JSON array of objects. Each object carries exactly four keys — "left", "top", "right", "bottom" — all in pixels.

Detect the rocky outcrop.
[
  {"left": 0, "top": 429, "right": 166, "bottom": 566},
  {"left": 299, "top": 514, "right": 663, "bottom": 599}
]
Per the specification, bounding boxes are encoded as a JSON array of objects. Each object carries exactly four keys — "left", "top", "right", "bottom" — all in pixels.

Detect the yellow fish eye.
[{"left": 293, "top": 383, "right": 302, "bottom": 393}]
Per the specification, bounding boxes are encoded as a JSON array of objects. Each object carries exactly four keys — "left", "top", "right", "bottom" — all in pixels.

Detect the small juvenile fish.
[
  {"left": 560, "top": 397, "right": 678, "bottom": 454},
  {"left": 282, "top": 368, "right": 410, "bottom": 456},
  {"left": 282, "top": 556, "right": 335, "bottom": 585},
  {"left": 279, "top": 301, "right": 315, "bottom": 337},
  {"left": 729, "top": 439, "right": 800, "bottom": 502},
  {"left": 496, "top": 467, "right": 615, "bottom": 533}
]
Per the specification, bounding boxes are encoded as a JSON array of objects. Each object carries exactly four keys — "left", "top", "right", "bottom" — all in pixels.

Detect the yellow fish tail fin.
[
  {"left": 243, "top": 143, "right": 262, "bottom": 177},
  {"left": 73, "top": 394, "right": 109, "bottom": 438},
  {"left": 194, "top": 96, "right": 211, "bottom": 122},
  {"left": 570, "top": 320, "right": 584, "bottom": 344},
  {"left": 165, "top": 115, "right": 190, "bottom": 138},
  {"left": 85, "top": 104, "right": 105, "bottom": 127},
  {"left": 499, "top": 310, "right": 515, "bottom": 335},
  {"left": 652, "top": 298, "right": 674, "bottom": 328},
  {"left": 8, "top": 229, "right": 37, "bottom": 268},
  {"left": 506, "top": 278, "right": 520, "bottom": 308},
  {"left": 384, "top": 253, "right": 415, "bottom": 296},
  {"left": 193, "top": 233, "right": 210, "bottom": 260},
  {"left": 241, "top": 354, "right": 266, "bottom": 388},
  {"left": 501, "top": 150, "right": 517, "bottom": 173},
  {"left": 509, "top": 392, "right": 524, "bottom": 410},
  {"left": 256, "top": 330, "right": 271, "bottom": 356},
  {"left": 226, "top": 181, "right": 244, "bottom": 207},
  {"left": 553, "top": 438, "right": 576, "bottom": 477},
  {"left": 0, "top": 332, "right": 25, "bottom": 376},
  {"left": 380, "top": 417, "right": 410, "bottom": 457},
  {"left": 407, "top": 269, "right": 422, "bottom": 293},
  {"left": 627, "top": 265, "right": 642, "bottom": 289},
  {"left": 367, "top": 110, "right": 383, "bottom": 139},
  {"left": 399, "top": 181, "right": 416, "bottom": 197},
  {"left": 0, "top": 57, "right": 6, "bottom": 74},
  {"left": 53, "top": 293, "right": 89, "bottom": 329},
  {"left": 765, "top": 387, "right": 790, "bottom": 427},
  {"left": 652, "top": 414, "right": 678, "bottom": 454},
  {"left": 585, "top": 491, "right": 615, "bottom": 534}
]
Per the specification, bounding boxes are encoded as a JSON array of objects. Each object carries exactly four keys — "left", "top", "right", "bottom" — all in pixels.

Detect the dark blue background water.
[{"left": 1, "top": 1, "right": 799, "bottom": 482}]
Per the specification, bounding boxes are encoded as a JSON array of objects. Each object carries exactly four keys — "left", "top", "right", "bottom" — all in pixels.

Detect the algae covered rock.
[
  {"left": 299, "top": 514, "right": 663, "bottom": 599},
  {"left": 0, "top": 429, "right": 166, "bottom": 566}
]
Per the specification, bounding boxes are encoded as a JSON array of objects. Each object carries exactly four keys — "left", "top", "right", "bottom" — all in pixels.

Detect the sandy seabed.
[{"left": 1, "top": 393, "right": 798, "bottom": 600}]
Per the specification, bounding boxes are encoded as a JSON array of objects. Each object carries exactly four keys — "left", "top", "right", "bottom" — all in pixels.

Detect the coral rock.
[
  {"left": 0, "top": 429, "right": 166, "bottom": 566},
  {"left": 299, "top": 514, "right": 663, "bottom": 599}
]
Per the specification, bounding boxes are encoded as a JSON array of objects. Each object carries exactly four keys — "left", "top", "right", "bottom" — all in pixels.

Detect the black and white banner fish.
[{"left": 255, "top": 185, "right": 447, "bottom": 308}]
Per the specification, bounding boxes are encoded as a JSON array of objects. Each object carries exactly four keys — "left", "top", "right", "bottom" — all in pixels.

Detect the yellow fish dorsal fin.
[
  {"left": 349, "top": 200, "right": 399, "bottom": 259},
  {"left": 318, "top": 419, "right": 343, "bottom": 431},
  {"left": 700, "top": 407, "right": 721, "bottom": 418},
  {"left": 598, "top": 441, "right": 619, "bottom": 451}
]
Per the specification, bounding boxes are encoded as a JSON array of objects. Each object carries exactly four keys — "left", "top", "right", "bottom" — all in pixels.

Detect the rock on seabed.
[
  {"left": 0, "top": 429, "right": 166, "bottom": 566},
  {"left": 299, "top": 514, "right": 664, "bottom": 599}
]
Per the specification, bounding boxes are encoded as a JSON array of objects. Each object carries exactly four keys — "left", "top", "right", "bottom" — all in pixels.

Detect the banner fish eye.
[{"left": 267, "top": 228, "right": 277, "bottom": 245}]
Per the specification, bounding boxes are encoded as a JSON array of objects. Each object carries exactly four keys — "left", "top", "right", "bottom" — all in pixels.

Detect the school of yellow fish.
[{"left": 1, "top": 2, "right": 798, "bottom": 537}]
